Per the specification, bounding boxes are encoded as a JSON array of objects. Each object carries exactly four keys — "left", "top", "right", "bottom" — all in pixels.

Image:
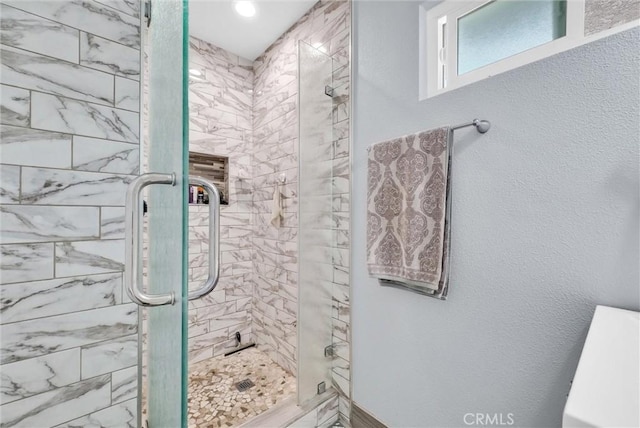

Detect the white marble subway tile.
[
  {"left": 31, "top": 92, "right": 139, "bottom": 143},
  {"left": 1, "top": 125, "right": 72, "bottom": 168},
  {"left": 73, "top": 136, "right": 139, "bottom": 175},
  {"left": 1, "top": 303, "right": 136, "bottom": 364},
  {"left": 21, "top": 167, "right": 132, "bottom": 206},
  {"left": 0, "top": 205, "right": 99, "bottom": 244},
  {"left": 0, "top": 272, "right": 122, "bottom": 324},
  {"left": 96, "top": 0, "right": 140, "bottom": 18},
  {"left": 212, "top": 337, "right": 240, "bottom": 357},
  {"left": 220, "top": 212, "right": 251, "bottom": 227},
  {"left": 101, "top": 207, "right": 125, "bottom": 239},
  {"left": 333, "top": 137, "right": 349, "bottom": 159},
  {"left": 196, "top": 106, "right": 237, "bottom": 127},
  {"left": 187, "top": 318, "right": 210, "bottom": 338},
  {"left": 0, "top": 243, "right": 54, "bottom": 284},
  {"left": 80, "top": 32, "right": 139, "bottom": 80},
  {"left": 81, "top": 334, "right": 137, "bottom": 379},
  {"left": 0, "top": 348, "right": 80, "bottom": 404},
  {"left": 194, "top": 301, "right": 236, "bottom": 323},
  {"left": 332, "top": 318, "right": 348, "bottom": 342},
  {"left": 54, "top": 397, "right": 136, "bottom": 428},
  {"left": 55, "top": 239, "right": 125, "bottom": 277},
  {"left": 0, "top": 374, "right": 111, "bottom": 428},
  {"left": 332, "top": 64, "right": 349, "bottom": 89},
  {"left": 331, "top": 370, "right": 349, "bottom": 398},
  {"left": 111, "top": 366, "right": 136, "bottom": 404},
  {"left": 221, "top": 249, "right": 252, "bottom": 265},
  {"left": 190, "top": 327, "right": 229, "bottom": 356},
  {"left": 332, "top": 248, "right": 349, "bottom": 268},
  {"left": 236, "top": 296, "right": 252, "bottom": 312},
  {"left": 115, "top": 76, "right": 139, "bottom": 111},
  {"left": 210, "top": 310, "right": 249, "bottom": 331},
  {"left": 332, "top": 357, "right": 350, "bottom": 382},
  {"left": 188, "top": 343, "right": 213, "bottom": 364},
  {"left": 333, "top": 119, "right": 348, "bottom": 141},
  {"left": 338, "top": 395, "right": 350, "bottom": 419},
  {"left": 3, "top": 0, "right": 140, "bottom": 48},
  {"left": 0, "top": 5, "right": 80, "bottom": 63},
  {"left": 1, "top": 44, "right": 114, "bottom": 106},
  {"left": 0, "top": 84, "right": 29, "bottom": 126},
  {"left": 334, "top": 229, "right": 349, "bottom": 249},
  {"left": 0, "top": 165, "right": 20, "bottom": 204},
  {"left": 317, "top": 395, "right": 339, "bottom": 426},
  {"left": 188, "top": 289, "right": 226, "bottom": 310}
]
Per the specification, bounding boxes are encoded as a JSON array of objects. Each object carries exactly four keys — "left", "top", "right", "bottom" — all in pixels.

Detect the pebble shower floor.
[{"left": 188, "top": 347, "right": 296, "bottom": 427}]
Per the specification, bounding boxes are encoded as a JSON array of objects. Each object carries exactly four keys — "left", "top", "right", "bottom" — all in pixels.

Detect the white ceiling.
[{"left": 189, "top": 0, "right": 318, "bottom": 61}]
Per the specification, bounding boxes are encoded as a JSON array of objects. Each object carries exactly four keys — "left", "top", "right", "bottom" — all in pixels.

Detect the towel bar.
[{"left": 451, "top": 119, "right": 491, "bottom": 133}]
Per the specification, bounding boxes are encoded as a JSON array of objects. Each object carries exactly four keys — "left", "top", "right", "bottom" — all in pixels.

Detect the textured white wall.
[{"left": 351, "top": 2, "right": 639, "bottom": 426}]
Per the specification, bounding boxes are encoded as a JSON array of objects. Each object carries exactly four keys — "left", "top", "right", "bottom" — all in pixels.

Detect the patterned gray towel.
[{"left": 366, "top": 127, "right": 452, "bottom": 299}]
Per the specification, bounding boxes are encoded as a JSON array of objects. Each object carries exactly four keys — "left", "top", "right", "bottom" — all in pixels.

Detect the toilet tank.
[{"left": 563, "top": 305, "right": 640, "bottom": 428}]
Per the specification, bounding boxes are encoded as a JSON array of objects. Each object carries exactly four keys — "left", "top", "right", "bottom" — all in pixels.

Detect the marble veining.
[
  {"left": 54, "top": 398, "right": 136, "bottom": 428},
  {"left": 72, "top": 136, "right": 139, "bottom": 175},
  {"left": 111, "top": 366, "right": 136, "bottom": 404},
  {"left": 0, "top": 243, "right": 54, "bottom": 284},
  {"left": 1, "top": 303, "right": 137, "bottom": 364},
  {"left": 3, "top": 0, "right": 140, "bottom": 48},
  {"left": 0, "top": 84, "right": 30, "bottom": 126},
  {"left": 96, "top": 0, "right": 140, "bottom": 18},
  {"left": 31, "top": 92, "right": 139, "bottom": 143},
  {"left": 1, "top": 44, "right": 114, "bottom": 106},
  {"left": 80, "top": 32, "right": 140, "bottom": 80},
  {"left": 0, "top": 374, "right": 111, "bottom": 428},
  {"left": 100, "top": 207, "right": 125, "bottom": 239},
  {"left": 0, "top": 348, "right": 80, "bottom": 404},
  {"left": 115, "top": 77, "right": 140, "bottom": 111},
  {"left": 0, "top": 273, "right": 122, "bottom": 324},
  {"left": 0, "top": 0, "right": 142, "bottom": 425},
  {"left": 21, "top": 167, "right": 132, "bottom": 206},
  {"left": 1, "top": 125, "right": 72, "bottom": 169},
  {"left": 0, "top": 205, "right": 99, "bottom": 244},
  {"left": 0, "top": 165, "right": 20, "bottom": 204},
  {"left": 55, "top": 239, "right": 125, "bottom": 277},
  {"left": 81, "top": 334, "right": 137, "bottom": 379},
  {"left": 0, "top": 4, "right": 80, "bottom": 63}
]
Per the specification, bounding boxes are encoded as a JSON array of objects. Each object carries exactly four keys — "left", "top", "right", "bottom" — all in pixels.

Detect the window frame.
[{"left": 423, "top": 0, "right": 586, "bottom": 98}]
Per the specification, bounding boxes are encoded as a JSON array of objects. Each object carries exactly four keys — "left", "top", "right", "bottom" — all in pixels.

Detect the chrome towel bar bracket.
[{"left": 451, "top": 118, "right": 491, "bottom": 133}]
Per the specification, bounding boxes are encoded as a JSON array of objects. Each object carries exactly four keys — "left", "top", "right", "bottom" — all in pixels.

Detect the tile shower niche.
[{"left": 189, "top": 152, "right": 229, "bottom": 205}]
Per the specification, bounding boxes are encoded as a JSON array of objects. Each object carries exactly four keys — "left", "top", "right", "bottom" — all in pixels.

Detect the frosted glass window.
[{"left": 457, "top": 0, "right": 567, "bottom": 75}]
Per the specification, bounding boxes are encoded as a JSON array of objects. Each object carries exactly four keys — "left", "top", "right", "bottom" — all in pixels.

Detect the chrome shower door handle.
[
  {"left": 188, "top": 176, "right": 221, "bottom": 301},
  {"left": 125, "top": 172, "right": 176, "bottom": 306}
]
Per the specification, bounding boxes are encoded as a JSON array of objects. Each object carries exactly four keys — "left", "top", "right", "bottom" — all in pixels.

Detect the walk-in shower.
[
  {"left": 0, "top": 0, "right": 351, "bottom": 427},
  {"left": 138, "top": 0, "right": 353, "bottom": 426}
]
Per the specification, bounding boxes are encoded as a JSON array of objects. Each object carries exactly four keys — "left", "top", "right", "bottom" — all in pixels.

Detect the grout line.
[{"left": 2, "top": 3, "right": 140, "bottom": 50}]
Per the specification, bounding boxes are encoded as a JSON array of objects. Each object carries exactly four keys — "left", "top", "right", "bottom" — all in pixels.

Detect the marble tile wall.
[
  {"left": 251, "top": 0, "right": 351, "bottom": 415},
  {"left": 186, "top": 37, "right": 255, "bottom": 363},
  {"left": 0, "top": 1, "right": 140, "bottom": 427}
]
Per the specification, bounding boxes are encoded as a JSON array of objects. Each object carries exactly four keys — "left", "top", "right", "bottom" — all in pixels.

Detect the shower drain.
[{"left": 235, "top": 379, "right": 255, "bottom": 392}]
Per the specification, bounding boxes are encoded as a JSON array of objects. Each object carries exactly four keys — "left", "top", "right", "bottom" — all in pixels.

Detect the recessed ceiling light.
[
  {"left": 234, "top": 0, "right": 256, "bottom": 18},
  {"left": 189, "top": 69, "right": 202, "bottom": 76}
]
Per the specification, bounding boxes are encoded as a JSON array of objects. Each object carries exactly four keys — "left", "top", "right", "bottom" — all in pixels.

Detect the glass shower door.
[
  {"left": 298, "top": 41, "right": 335, "bottom": 403},
  {"left": 127, "top": 0, "right": 190, "bottom": 427}
]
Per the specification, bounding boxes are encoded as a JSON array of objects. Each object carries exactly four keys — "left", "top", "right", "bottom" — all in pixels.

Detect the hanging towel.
[
  {"left": 270, "top": 183, "right": 283, "bottom": 227},
  {"left": 366, "top": 127, "right": 452, "bottom": 299}
]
